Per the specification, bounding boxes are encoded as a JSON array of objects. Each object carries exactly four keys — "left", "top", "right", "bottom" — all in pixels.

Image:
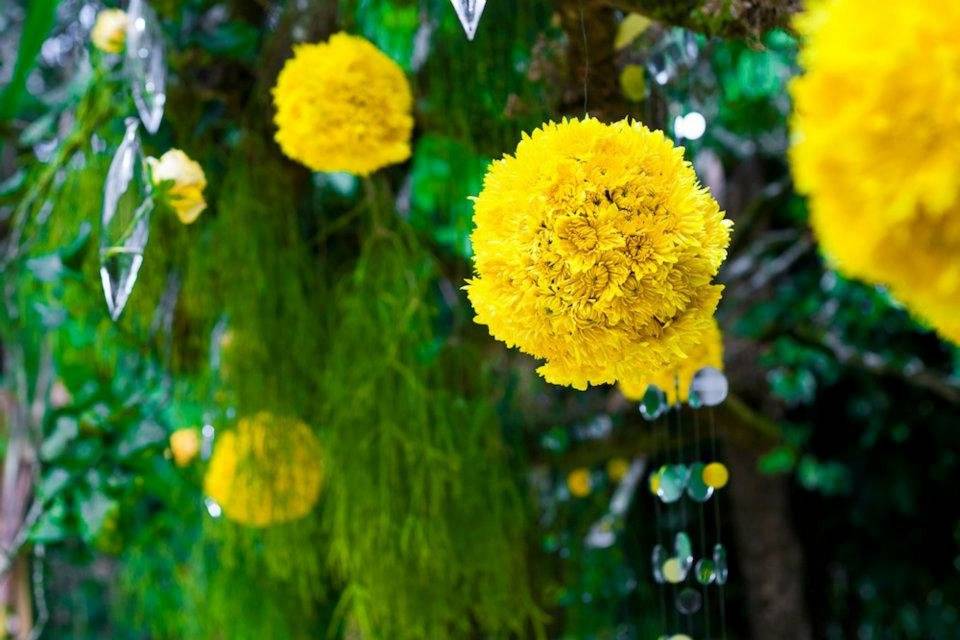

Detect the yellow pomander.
[
  {"left": 661, "top": 558, "right": 683, "bottom": 584},
  {"left": 466, "top": 117, "right": 731, "bottom": 390},
  {"left": 567, "top": 468, "right": 592, "bottom": 497},
  {"left": 619, "top": 64, "right": 647, "bottom": 102},
  {"left": 169, "top": 428, "right": 200, "bottom": 467},
  {"left": 272, "top": 32, "right": 413, "bottom": 176},
  {"left": 702, "top": 462, "right": 729, "bottom": 489},
  {"left": 147, "top": 149, "right": 208, "bottom": 224},
  {"left": 91, "top": 9, "right": 127, "bottom": 54},
  {"left": 606, "top": 457, "right": 630, "bottom": 482},
  {"left": 648, "top": 470, "right": 661, "bottom": 495},
  {"left": 204, "top": 413, "right": 324, "bottom": 527},
  {"left": 620, "top": 317, "right": 723, "bottom": 404},
  {"left": 790, "top": 0, "right": 960, "bottom": 344}
]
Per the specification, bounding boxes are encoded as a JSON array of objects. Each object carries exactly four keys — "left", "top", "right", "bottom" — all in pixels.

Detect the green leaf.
[
  {"left": 0, "top": 0, "right": 61, "bottom": 120},
  {"left": 77, "top": 488, "right": 117, "bottom": 543},
  {"left": 757, "top": 444, "right": 797, "bottom": 475},
  {"left": 116, "top": 419, "right": 167, "bottom": 459},
  {"left": 37, "top": 468, "right": 72, "bottom": 502},
  {"left": 30, "top": 499, "right": 69, "bottom": 544},
  {"left": 196, "top": 20, "right": 260, "bottom": 62},
  {"left": 40, "top": 415, "right": 79, "bottom": 461}
]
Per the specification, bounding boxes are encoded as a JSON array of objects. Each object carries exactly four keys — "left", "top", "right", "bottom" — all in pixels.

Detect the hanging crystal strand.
[
  {"left": 449, "top": 0, "right": 487, "bottom": 40},
  {"left": 647, "top": 401, "right": 669, "bottom": 633},
  {"left": 99, "top": 118, "right": 153, "bottom": 320},
  {"left": 126, "top": 0, "right": 166, "bottom": 133}
]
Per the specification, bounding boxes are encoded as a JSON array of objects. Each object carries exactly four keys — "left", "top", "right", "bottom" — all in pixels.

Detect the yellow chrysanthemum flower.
[
  {"left": 91, "top": 9, "right": 127, "bottom": 54},
  {"left": 466, "top": 117, "right": 731, "bottom": 390},
  {"left": 272, "top": 33, "right": 413, "bottom": 176},
  {"left": 619, "top": 317, "right": 723, "bottom": 403},
  {"left": 204, "top": 413, "right": 324, "bottom": 527},
  {"left": 790, "top": 0, "right": 960, "bottom": 344}
]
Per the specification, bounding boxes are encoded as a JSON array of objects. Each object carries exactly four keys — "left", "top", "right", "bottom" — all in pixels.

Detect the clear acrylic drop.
[
  {"left": 686, "top": 462, "right": 714, "bottom": 502},
  {"left": 675, "top": 587, "right": 702, "bottom": 615},
  {"left": 656, "top": 464, "right": 688, "bottom": 503},
  {"left": 674, "top": 531, "right": 693, "bottom": 575},
  {"left": 695, "top": 558, "right": 716, "bottom": 585},
  {"left": 713, "top": 543, "right": 729, "bottom": 585},
  {"left": 644, "top": 28, "right": 698, "bottom": 86},
  {"left": 639, "top": 384, "right": 667, "bottom": 421},
  {"left": 100, "top": 118, "right": 153, "bottom": 321},
  {"left": 126, "top": 0, "right": 166, "bottom": 133},
  {"left": 449, "top": 0, "right": 487, "bottom": 40},
  {"left": 689, "top": 366, "right": 728, "bottom": 407},
  {"left": 651, "top": 544, "right": 667, "bottom": 584}
]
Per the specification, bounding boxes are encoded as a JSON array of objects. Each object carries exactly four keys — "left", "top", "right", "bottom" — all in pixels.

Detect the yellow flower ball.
[
  {"left": 169, "top": 428, "right": 200, "bottom": 467},
  {"left": 147, "top": 149, "right": 207, "bottom": 224},
  {"left": 567, "top": 468, "right": 592, "bottom": 497},
  {"left": 606, "top": 457, "right": 630, "bottom": 482},
  {"left": 272, "top": 32, "right": 413, "bottom": 176},
  {"left": 620, "top": 317, "right": 723, "bottom": 404},
  {"left": 466, "top": 117, "right": 731, "bottom": 390},
  {"left": 661, "top": 558, "right": 683, "bottom": 584},
  {"left": 703, "top": 462, "right": 729, "bottom": 489},
  {"left": 204, "top": 413, "right": 324, "bottom": 527},
  {"left": 91, "top": 9, "right": 127, "bottom": 54},
  {"left": 790, "top": 0, "right": 960, "bottom": 344},
  {"left": 648, "top": 469, "right": 661, "bottom": 495}
]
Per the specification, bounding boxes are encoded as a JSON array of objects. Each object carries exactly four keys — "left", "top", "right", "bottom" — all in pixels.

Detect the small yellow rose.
[
  {"left": 567, "top": 468, "right": 592, "bottom": 498},
  {"left": 147, "top": 149, "right": 208, "bottom": 224},
  {"left": 91, "top": 9, "right": 128, "bottom": 54},
  {"left": 170, "top": 428, "right": 200, "bottom": 467}
]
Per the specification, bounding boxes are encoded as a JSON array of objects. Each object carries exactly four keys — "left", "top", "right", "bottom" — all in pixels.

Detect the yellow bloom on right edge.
[
  {"left": 272, "top": 33, "right": 413, "bottom": 176},
  {"left": 790, "top": 0, "right": 960, "bottom": 344},
  {"left": 466, "top": 117, "right": 731, "bottom": 390},
  {"left": 204, "top": 413, "right": 324, "bottom": 527},
  {"left": 619, "top": 318, "right": 723, "bottom": 404}
]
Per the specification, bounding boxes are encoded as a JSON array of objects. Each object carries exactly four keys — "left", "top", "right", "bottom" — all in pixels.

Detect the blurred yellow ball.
[
  {"left": 606, "top": 457, "right": 630, "bottom": 482},
  {"left": 648, "top": 470, "right": 661, "bottom": 495},
  {"left": 703, "top": 462, "right": 729, "bottom": 489},
  {"left": 91, "top": 9, "right": 127, "bottom": 54},
  {"left": 567, "top": 468, "right": 592, "bottom": 497},
  {"left": 619, "top": 64, "right": 647, "bottom": 102},
  {"left": 169, "top": 428, "right": 200, "bottom": 467},
  {"left": 662, "top": 558, "right": 683, "bottom": 584}
]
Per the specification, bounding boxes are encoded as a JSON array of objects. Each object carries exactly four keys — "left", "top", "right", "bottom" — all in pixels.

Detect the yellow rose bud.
[
  {"left": 91, "top": 9, "right": 128, "bottom": 54},
  {"left": 147, "top": 149, "right": 208, "bottom": 224},
  {"left": 566, "top": 468, "right": 592, "bottom": 498},
  {"left": 170, "top": 428, "right": 200, "bottom": 467}
]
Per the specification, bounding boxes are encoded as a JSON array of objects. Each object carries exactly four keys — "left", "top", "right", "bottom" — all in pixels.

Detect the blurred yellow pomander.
[
  {"left": 790, "top": 0, "right": 960, "bottom": 344},
  {"left": 703, "top": 462, "right": 729, "bottom": 489},
  {"left": 147, "top": 149, "right": 207, "bottom": 224},
  {"left": 169, "top": 428, "right": 200, "bottom": 467},
  {"left": 272, "top": 33, "right": 413, "bottom": 175},
  {"left": 567, "top": 468, "right": 592, "bottom": 497},
  {"left": 466, "top": 117, "right": 731, "bottom": 390},
  {"left": 620, "top": 318, "right": 723, "bottom": 403},
  {"left": 204, "top": 413, "right": 324, "bottom": 527},
  {"left": 91, "top": 9, "right": 127, "bottom": 54}
]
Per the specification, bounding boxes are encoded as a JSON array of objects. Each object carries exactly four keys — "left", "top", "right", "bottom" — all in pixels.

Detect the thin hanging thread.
[
  {"left": 578, "top": 0, "right": 589, "bottom": 115},
  {"left": 708, "top": 406, "right": 729, "bottom": 640},
  {"left": 693, "top": 407, "right": 712, "bottom": 639},
  {"left": 651, "top": 410, "right": 669, "bottom": 631},
  {"left": 672, "top": 375, "right": 686, "bottom": 635}
]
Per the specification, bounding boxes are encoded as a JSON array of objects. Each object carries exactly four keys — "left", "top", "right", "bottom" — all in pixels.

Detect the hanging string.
[
  {"left": 578, "top": 0, "right": 589, "bottom": 115},
  {"left": 708, "top": 405, "right": 729, "bottom": 640},
  {"left": 693, "top": 405, "right": 712, "bottom": 639},
  {"left": 651, "top": 408, "right": 669, "bottom": 632}
]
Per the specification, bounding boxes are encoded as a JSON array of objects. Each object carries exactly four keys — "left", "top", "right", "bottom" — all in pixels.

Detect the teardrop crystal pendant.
[
  {"left": 100, "top": 118, "right": 153, "bottom": 321},
  {"left": 449, "top": 0, "right": 486, "bottom": 40},
  {"left": 126, "top": 0, "right": 166, "bottom": 133}
]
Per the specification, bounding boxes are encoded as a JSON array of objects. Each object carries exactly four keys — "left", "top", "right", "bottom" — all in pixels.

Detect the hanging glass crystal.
[
  {"left": 689, "top": 366, "right": 729, "bottom": 407},
  {"left": 695, "top": 558, "right": 716, "bottom": 585},
  {"left": 676, "top": 587, "right": 702, "bottom": 615},
  {"left": 686, "top": 462, "right": 714, "bottom": 502},
  {"left": 449, "top": 0, "right": 487, "bottom": 40},
  {"left": 713, "top": 543, "right": 729, "bottom": 585},
  {"left": 651, "top": 544, "right": 667, "bottom": 584},
  {"left": 639, "top": 384, "right": 668, "bottom": 420},
  {"left": 126, "top": 0, "right": 166, "bottom": 133},
  {"left": 674, "top": 531, "right": 693, "bottom": 575},
  {"left": 100, "top": 118, "right": 153, "bottom": 320},
  {"left": 656, "top": 464, "right": 688, "bottom": 503}
]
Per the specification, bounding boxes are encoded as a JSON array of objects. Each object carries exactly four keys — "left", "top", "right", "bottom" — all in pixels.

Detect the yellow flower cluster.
[
  {"left": 204, "top": 413, "right": 324, "bottom": 527},
  {"left": 272, "top": 33, "right": 413, "bottom": 176},
  {"left": 91, "top": 9, "right": 127, "bottom": 54},
  {"left": 620, "top": 317, "right": 723, "bottom": 403},
  {"left": 466, "top": 118, "right": 731, "bottom": 390},
  {"left": 790, "top": 0, "right": 960, "bottom": 344}
]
